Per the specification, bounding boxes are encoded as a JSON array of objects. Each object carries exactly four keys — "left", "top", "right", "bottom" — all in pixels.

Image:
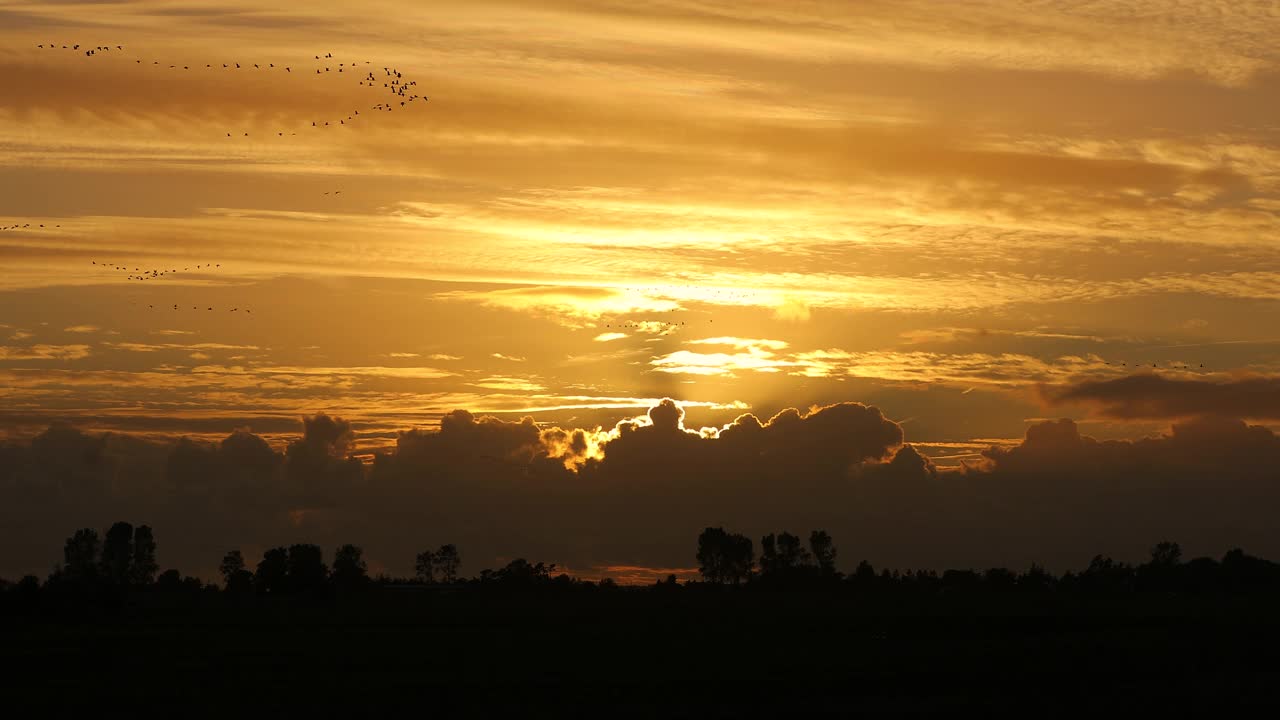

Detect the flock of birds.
[
  {"left": 94, "top": 261, "right": 253, "bottom": 315},
  {"left": 91, "top": 260, "right": 220, "bottom": 282},
  {"left": 38, "top": 43, "right": 429, "bottom": 138},
  {"left": 1105, "top": 361, "right": 1206, "bottom": 371},
  {"left": 139, "top": 304, "right": 251, "bottom": 314},
  {"left": 15, "top": 42, "right": 439, "bottom": 323}
]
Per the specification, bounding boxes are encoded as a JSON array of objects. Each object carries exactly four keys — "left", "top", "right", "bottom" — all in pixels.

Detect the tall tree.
[
  {"left": 698, "top": 527, "right": 731, "bottom": 583},
  {"left": 101, "top": 521, "right": 134, "bottom": 585},
  {"left": 776, "top": 532, "right": 812, "bottom": 570},
  {"left": 332, "top": 544, "right": 369, "bottom": 590},
  {"left": 285, "top": 544, "right": 328, "bottom": 594},
  {"left": 255, "top": 547, "right": 288, "bottom": 594},
  {"left": 697, "top": 527, "right": 754, "bottom": 585},
  {"left": 220, "top": 549, "right": 253, "bottom": 593},
  {"left": 433, "top": 544, "right": 461, "bottom": 584},
  {"left": 725, "top": 532, "right": 754, "bottom": 585},
  {"left": 759, "top": 534, "right": 779, "bottom": 576},
  {"left": 62, "top": 528, "right": 100, "bottom": 583},
  {"left": 809, "top": 530, "right": 837, "bottom": 577},
  {"left": 414, "top": 550, "right": 436, "bottom": 583},
  {"left": 130, "top": 525, "right": 158, "bottom": 585}
]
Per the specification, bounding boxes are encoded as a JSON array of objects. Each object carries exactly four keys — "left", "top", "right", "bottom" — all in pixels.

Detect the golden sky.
[{"left": 4, "top": 0, "right": 1280, "bottom": 464}]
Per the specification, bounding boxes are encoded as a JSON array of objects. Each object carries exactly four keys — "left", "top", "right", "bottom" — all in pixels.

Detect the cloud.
[
  {"left": 62, "top": 325, "right": 99, "bottom": 334},
  {"left": 491, "top": 353, "right": 526, "bottom": 362},
  {"left": 0, "top": 344, "right": 91, "bottom": 360},
  {"left": 1041, "top": 374, "right": 1280, "bottom": 421},
  {"left": 106, "top": 342, "right": 260, "bottom": 353},
  {"left": 686, "top": 337, "right": 789, "bottom": 351},
  {"left": 7, "top": 399, "right": 1280, "bottom": 581},
  {"left": 651, "top": 338, "right": 798, "bottom": 376},
  {"left": 593, "top": 332, "right": 627, "bottom": 342},
  {"left": 440, "top": 286, "right": 678, "bottom": 323},
  {"left": 472, "top": 377, "right": 546, "bottom": 392}
]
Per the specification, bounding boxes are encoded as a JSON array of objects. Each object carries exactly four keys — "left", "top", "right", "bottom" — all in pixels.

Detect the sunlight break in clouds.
[{"left": 2, "top": 0, "right": 1280, "bottom": 454}]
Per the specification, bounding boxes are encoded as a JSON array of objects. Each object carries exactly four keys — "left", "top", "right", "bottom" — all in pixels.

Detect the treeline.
[
  {"left": 5, "top": 522, "right": 1280, "bottom": 612},
  {"left": 694, "top": 527, "right": 1280, "bottom": 595}
]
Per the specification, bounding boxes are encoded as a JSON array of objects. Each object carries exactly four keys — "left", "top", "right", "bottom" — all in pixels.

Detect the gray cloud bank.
[{"left": 2, "top": 399, "right": 1278, "bottom": 580}]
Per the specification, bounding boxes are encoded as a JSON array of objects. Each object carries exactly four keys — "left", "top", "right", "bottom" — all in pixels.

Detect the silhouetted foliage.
[
  {"left": 21, "top": 522, "right": 1280, "bottom": 621},
  {"left": 130, "top": 525, "right": 158, "bottom": 585},
  {"left": 414, "top": 549, "right": 436, "bottom": 583},
  {"left": 697, "top": 527, "right": 754, "bottom": 585},
  {"left": 100, "top": 521, "right": 134, "bottom": 585},
  {"left": 479, "top": 558, "right": 559, "bottom": 587},
  {"left": 331, "top": 544, "right": 369, "bottom": 591},
  {"left": 61, "top": 528, "right": 100, "bottom": 584},
  {"left": 760, "top": 530, "right": 815, "bottom": 579},
  {"left": 285, "top": 544, "right": 329, "bottom": 595},
  {"left": 220, "top": 550, "right": 253, "bottom": 594},
  {"left": 255, "top": 547, "right": 289, "bottom": 595},
  {"left": 433, "top": 544, "right": 461, "bottom": 584},
  {"left": 809, "top": 530, "right": 838, "bottom": 577}
]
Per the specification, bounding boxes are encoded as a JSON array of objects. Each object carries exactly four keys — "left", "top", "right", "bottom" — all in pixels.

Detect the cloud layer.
[{"left": 4, "top": 398, "right": 1279, "bottom": 583}]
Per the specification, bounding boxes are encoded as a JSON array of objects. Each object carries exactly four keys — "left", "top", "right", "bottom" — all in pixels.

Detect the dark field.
[{"left": 8, "top": 591, "right": 1280, "bottom": 716}]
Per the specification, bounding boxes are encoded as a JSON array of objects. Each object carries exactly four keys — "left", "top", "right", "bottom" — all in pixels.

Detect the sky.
[{"left": 3, "top": 1, "right": 1280, "bottom": 580}]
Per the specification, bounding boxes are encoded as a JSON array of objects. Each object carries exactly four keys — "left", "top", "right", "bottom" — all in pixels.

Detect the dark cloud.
[
  {"left": 1042, "top": 374, "right": 1280, "bottom": 420},
  {"left": 3, "top": 400, "right": 1280, "bottom": 582}
]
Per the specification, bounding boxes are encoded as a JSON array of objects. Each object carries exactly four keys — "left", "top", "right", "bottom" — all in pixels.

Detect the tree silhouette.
[
  {"left": 130, "top": 525, "right": 158, "bottom": 585},
  {"left": 285, "top": 544, "right": 328, "bottom": 594},
  {"left": 157, "top": 568, "right": 182, "bottom": 588},
  {"left": 414, "top": 549, "right": 436, "bottom": 583},
  {"left": 255, "top": 547, "right": 288, "bottom": 595},
  {"left": 480, "top": 558, "right": 557, "bottom": 586},
  {"left": 332, "top": 544, "right": 369, "bottom": 590},
  {"left": 433, "top": 544, "right": 461, "bottom": 584},
  {"left": 776, "top": 532, "right": 811, "bottom": 570},
  {"left": 809, "top": 530, "right": 837, "bottom": 577},
  {"left": 1150, "top": 541, "right": 1183, "bottom": 567},
  {"left": 62, "top": 528, "right": 100, "bottom": 583},
  {"left": 697, "top": 527, "right": 754, "bottom": 585},
  {"left": 220, "top": 550, "right": 253, "bottom": 594},
  {"left": 100, "top": 521, "right": 134, "bottom": 585},
  {"left": 850, "top": 560, "right": 877, "bottom": 589},
  {"left": 1138, "top": 540, "right": 1184, "bottom": 592},
  {"left": 760, "top": 533, "right": 778, "bottom": 575},
  {"left": 759, "top": 531, "right": 814, "bottom": 582}
]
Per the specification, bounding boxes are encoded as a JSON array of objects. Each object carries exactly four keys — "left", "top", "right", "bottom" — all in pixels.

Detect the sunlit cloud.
[
  {"left": 0, "top": 344, "right": 92, "bottom": 361},
  {"left": 472, "top": 376, "right": 546, "bottom": 392},
  {"left": 3, "top": 0, "right": 1280, "bottom": 456},
  {"left": 687, "top": 337, "right": 789, "bottom": 351}
]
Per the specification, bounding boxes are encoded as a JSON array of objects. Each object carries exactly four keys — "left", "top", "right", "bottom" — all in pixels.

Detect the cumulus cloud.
[
  {"left": 5, "top": 399, "right": 1280, "bottom": 582},
  {"left": 1042, "top": 374, "right": 1280, "bottom": 420}
]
